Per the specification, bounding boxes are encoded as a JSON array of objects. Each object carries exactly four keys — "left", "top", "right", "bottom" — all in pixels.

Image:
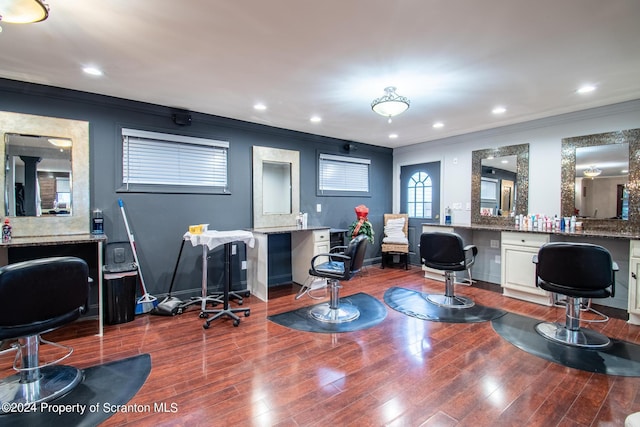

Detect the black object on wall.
[{"left": 172, "top": 111, "right": 192, "bottom": 126}]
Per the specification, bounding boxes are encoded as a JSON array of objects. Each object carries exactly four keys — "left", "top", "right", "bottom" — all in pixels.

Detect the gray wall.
[{"left": 0, "top": 79, "right": 392, "bottom": 302}]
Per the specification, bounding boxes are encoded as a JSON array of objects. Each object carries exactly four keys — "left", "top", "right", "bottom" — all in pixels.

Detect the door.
[{"left": 400, "top": 162, "right": 441, "bottom": 265}]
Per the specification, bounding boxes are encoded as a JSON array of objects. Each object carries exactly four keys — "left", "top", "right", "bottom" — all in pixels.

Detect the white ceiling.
[{"left": 1, "top": 0, "right": 639, "bottom": 149}]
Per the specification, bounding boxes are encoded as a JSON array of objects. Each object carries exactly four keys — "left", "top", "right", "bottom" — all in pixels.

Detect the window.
[
  {"left": 121, "top": 128, "right": 229, "bottom": 193},
  {"left": 318, "top": 153, "right": 370, "bottom": 195},
  {"left": 407, "top": 171, "right": 433, "bottom": 218}
]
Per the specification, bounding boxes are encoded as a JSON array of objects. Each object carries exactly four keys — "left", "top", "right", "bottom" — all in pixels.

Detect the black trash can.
[
  {"left": 103, "top": 242, "right": 138, "bottom": 325},
  {"left": 103, "top": 270, "right": 137, "bottom": 325}
]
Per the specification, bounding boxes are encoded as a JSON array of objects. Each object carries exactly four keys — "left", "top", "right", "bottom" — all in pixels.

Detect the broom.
[{"left": 118, "top": 199, "right": 157, "bottom": 314}]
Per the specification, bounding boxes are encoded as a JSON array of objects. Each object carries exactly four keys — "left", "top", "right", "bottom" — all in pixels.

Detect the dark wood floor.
[{"left": 3, "top": 266, "right": 640, "bottom": 426}]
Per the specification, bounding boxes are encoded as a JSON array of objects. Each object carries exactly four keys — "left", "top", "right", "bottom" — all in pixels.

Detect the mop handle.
[
  {"left": 168, "top": 239, "right": 186, "bottom": 295},
  {"left": 118, "top": 199, "right": 149, "bottom": 294}
]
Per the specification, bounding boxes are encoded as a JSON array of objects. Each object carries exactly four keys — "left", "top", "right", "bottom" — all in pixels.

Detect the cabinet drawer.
[
  {"left": 313, "top": 230, "right": 329, "bottom": 243},
  {"left": 501, "top": 231, "right": 548, "bottom": 248}
]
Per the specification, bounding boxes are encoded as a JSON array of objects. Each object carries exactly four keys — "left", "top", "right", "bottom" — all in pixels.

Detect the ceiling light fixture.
[
  {"left": 432, "top": 122, "right": 444, "bottom": 129},
  {"left": 253, "top": 103, "right": 267, "bottom": 111},
  {"left": 310, "top": 116, "right": 322, "bottom": 123},
  {"left": 492, "top": 106, "right": 506, "bottom": 115},
  {"left": 0, "top": 0, "right": 49, "bottom": 24},
  {"left": 583, "top": 165, "right": 602, "bottom": 178},
  {"left": 371, "top": 86, "right": 410, "bottom": 123}
]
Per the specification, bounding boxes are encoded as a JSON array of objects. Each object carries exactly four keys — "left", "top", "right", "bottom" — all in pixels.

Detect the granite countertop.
[
  {"left": 423, "top": 223, "right": 640, "bottom": 240},
  {"left": 248, "top": 225, "right": 330, "bottom": 235},
  {"left": 0, "top": 233, "right": 108, "bottom": 247}
]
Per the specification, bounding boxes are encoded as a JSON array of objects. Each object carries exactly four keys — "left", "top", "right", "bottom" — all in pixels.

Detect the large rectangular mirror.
[
  {"left": 561, "top": 128, "right": 639, "bottom": 233},
  {"left": 472, "top": 143, "right": 529, "bottom": 226},
  {"left": 252, "top": 146, "right": 300, "bottom": 228},
  {"left": 0, "top": 111, "right": 89, "bottom": 237},
  {"left": 5, "top": 133, "right": 73, "bottom": 217},
  {"left": 480, "top": 154, "right": 517, "bottom": 216}
]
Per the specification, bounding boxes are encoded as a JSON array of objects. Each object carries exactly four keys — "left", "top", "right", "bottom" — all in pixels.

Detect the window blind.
[
  {"left": 318, "top": 153, "right": 370, "bottom": 194},
  {"left": 122, "top": 128, "right": 229, "bottom": 191}
]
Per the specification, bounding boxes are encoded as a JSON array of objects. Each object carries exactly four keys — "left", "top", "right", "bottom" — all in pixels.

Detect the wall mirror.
[
  {"left": 5, "top": 133, "right": 72, "bottom": 217},
  {"left": 561, "top": 128, "right": 639, "bottom": 233},
  {"left": 0, "top": 111, "right": 89, "bottom": 237},
  {"left": 252, "top": 146, "right": 299, "bottom": 228},
  {"left": 472, "top": 143, "right": 529, "bottom": 226},
  {"left": 480, "top": 154, "right": 517, "bottom": 216}
]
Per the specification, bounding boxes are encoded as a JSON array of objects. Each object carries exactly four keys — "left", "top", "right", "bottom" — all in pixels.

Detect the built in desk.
[
  {"left": 0, "top": 234, "right": 108, "bottom": 335},
  {"left": 422, "top": 223, "right": 640, "bottom": 324},
  {"left": 247, "top": 226, "right": 331, "bottom": 301}
]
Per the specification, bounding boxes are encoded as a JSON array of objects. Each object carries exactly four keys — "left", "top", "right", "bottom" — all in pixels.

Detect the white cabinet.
[
  {"left": 501, "top": 231, "right": 551, "bottom": 306},
  {"left": 291, "top": 229, "right": 330, "bottom": 285},
  {"left": 629, "top": 240, "right": 640, "bottom": 325}
]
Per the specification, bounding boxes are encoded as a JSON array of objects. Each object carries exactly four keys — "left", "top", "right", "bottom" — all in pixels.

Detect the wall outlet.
[
  {"left": 490, "top": 239, "right": 499, "bottom": 248},
  {"left": 495, "top": 255, "right": 501, "bottom": 264},
  {"left": 316, "top": 203, "right": 322, "bottom": 213},
  {"left": 232, "top": 244, "right": 237, "bottom": 255},
  {"left": 465, "top": 202, "right": 471, "bottom": 211},
  {"left": 452, "top": 202, "right": 462, "bottom": 210},
  {"left": 241, "top": 260, "right": 247, "bottom": 270}
]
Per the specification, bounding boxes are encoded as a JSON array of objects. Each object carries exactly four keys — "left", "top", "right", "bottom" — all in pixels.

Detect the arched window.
[{"left": 407, "top": 171, "right": 433, "bottom": 218}]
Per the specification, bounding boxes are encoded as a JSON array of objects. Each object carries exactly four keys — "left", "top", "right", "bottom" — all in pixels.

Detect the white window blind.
[
  {"left": 319, "top": 153, "right": 370, "bottom": 193},
  {"left": 122, "top": 128, "right": 229, "bottom": 191}
]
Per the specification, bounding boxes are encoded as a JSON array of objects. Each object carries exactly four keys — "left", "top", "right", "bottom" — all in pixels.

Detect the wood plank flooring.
[{"left": 3, "top": 266, "right": 640, "bottom": 426}]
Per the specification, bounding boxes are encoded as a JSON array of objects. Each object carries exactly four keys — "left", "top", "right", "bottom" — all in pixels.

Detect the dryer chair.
[
  {"left": 533, "top": 242, "right": 616, "bottom": 348},
  {"left": 307, "top": 234, "right": 368, "bottom": 323},
  {"left": 0, "top": 256, "right": 89, "bottom": 411},
  {"left": 420, "top": 232, "right": 477, "bottom": 308}
]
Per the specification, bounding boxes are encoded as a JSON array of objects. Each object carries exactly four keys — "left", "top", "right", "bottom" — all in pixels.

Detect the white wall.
[{"left": 393, "top": 100, "right": 640, "bottom": 224}]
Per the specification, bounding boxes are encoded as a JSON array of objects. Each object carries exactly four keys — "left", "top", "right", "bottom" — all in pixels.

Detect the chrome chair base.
[
  {"left": 535, "top": 321, "right": 611, "bottom": 349},
  {"left": 309, "top": 303, "right": 360, "bottom": 323},
  {"left": 0, "top": 365, "right": 83, "bottom": 412},
  {"left": 425, "top": 294, "right": 475, "bottom": 309}
]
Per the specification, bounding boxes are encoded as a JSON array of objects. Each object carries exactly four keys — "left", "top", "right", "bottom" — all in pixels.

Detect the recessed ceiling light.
[
  {"left": 389, "top": 133, "right": 398, "bottom": 139},
  {"left": 432, "top": 122, "right": 444, "bottom": 129},
  {"left": 253, "top": 103, "right": 267, "bottom": 111},
  {"left": 577, "top": 84, "right": 596, "bottom": 94},
  {"left": 82, "top": 66, "right": 103, "bottom": 76},
  {"left": 310, "top": 116, "right": 322, "bottom": 123},
  {"left": 492, "top": 106, "right": 506, "bottom": 114}
]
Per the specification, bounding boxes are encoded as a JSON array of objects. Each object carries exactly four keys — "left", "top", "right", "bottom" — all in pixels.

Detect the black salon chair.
[
  {"left": 0, "top": 256, "right": 89, "bottom": 411},
  {"left": 533, "top": 242, "right": 616, "bottom": 348},
  {"left": 420, "top": 232, "right": 477, "bottom": 308},
  {"left": 306, "top": 234, "right": 368, "bottom": 323}
]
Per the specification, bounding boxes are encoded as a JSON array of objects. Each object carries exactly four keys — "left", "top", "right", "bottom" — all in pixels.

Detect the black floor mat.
[
  {"left": 383, "top": 286, "right": 506, "bottom": 323},
  {"left": 2, "top": 353, "right": 151, "bottom": 426},
  {"left": 268, "top": 292, "right": 387, "bottom": 333},
  {"left": 492, "top": 312, "right": 640, "bottom": 376}
]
